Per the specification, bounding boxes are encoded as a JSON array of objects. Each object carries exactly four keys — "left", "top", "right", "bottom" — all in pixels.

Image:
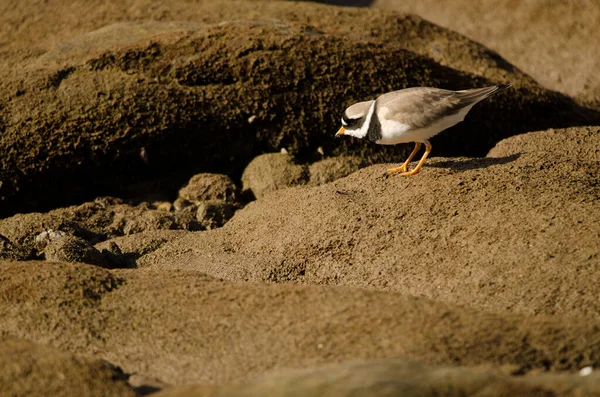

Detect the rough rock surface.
[
  {"left": 178, "top": 173, "right": 239, "bottom": 205},
  {"left": 0, "top": 234, "right": 28, "bottom": 261},
  {"left": 44, "top": 235, "right": 109, "bottom": 268},
  {"left": 0, "top": 338, "right": 135, "bottom": 397},
  {"left": 241, "top": 153, "right": 310, "bottom": 198},
  {"left": 1, "top": 1, "right": 598, "bottom": 216},
  {"left": 95, "top": 230, "right": 187, "bottom": 268},
  {"left": 195, "top": 201, "right": 237, "bottom": 230},
  {"left": 141, "top": 126, "right": 600, "bottom": 317},
  {"left": 1, "top": 1, "right": 600, "bottom": 395},
  {"left": 154, "top": 358, "right": 600, "bottom": 397},
  {"left": 0, "top": 198, "right": 200, "bottom": 259},
  {"left": 308, "top": 156, "right": 365, "bottom": 186},
  {"left": 372, "top": 0, "right": 600, "bottom": 106},
  {"left": 2, "top": 261, "right": 600, "bottom": 387}
]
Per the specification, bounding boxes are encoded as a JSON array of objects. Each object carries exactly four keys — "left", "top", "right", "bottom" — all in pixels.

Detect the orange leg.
[
  {"left": 400, "top": 140, "right": 432, "bottom": 176},
  {"left": 387, "top": 142, "right": 422, "bottom": 175}
]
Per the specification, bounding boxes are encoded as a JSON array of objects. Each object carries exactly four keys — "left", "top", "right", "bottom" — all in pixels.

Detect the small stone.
[
  {"left": 35, "top": 229, "right": 68, "bottom": 249},
  {"left": 580, "top": 366, "right": 593, "bottom": 376},
  {"left": 45, "top": 236, "right": 108, "bottom": 268},
  {"left": 99, "top": 241, "right": 131, "bottom": 269},
  {"left": 178, "top": 173, "right": 239, "bottom": 204},
  {"left": 173, "top": 197, "right": 193, "bottom": 212},
  {"left": 241, "top": 153, "right": 309, "bottom": 199},
  {"left": 154, "top": 201, "right": 172, "bottom": 212},
  {"left": 196, "top": 201, "right": 236, "bottom": 230}
]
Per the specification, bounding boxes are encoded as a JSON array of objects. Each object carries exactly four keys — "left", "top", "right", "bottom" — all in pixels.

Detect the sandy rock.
[
  {"left": 0, "top": 338, "right": 135, "bottom": 397},
  {"left": 127, "top": 373, "right": 170, "bottom": 395},
  {"left": 308, "top": 156, "right": 365, "bottom": 185},
  {"left": 372, "top": 0, "right": 600, "bottom": 105},
  {"left": 34, "top": 229, "right": 68, "bottom": 249},
  {"left": 0, "top": 199, "right": 201, "bottom": 258},
  {"left": 140, "top": 126, "right": 600, "bottom": 318},
  {"left": 178, "top": 173, "right": 239, "bottom": 205},
  {"left": 155, "top": 358, "right": 600, "bottom": 397},
  {"left": 2, "top": 261, "right": 600, "bottom": 386},
  {"left": 95, "top": 230, "right": 187, "bottom": 268},
  {"left": 0, "top": 234, "right": 29, "bottom": 261},
  {"left": 44, "top": 235, "right": 108, "bottom": 268},
  {"left": 196, "top": 201, "right": 236, "bottom": 230},
  {"left": 173, "top": 197, "right": 194, "bottom": 212},
  {"left": 241, "top": 153, "right": 309, "bottom": 199},
  {"left": 1, "top": 2, "right": 597, "bottom": 217}
]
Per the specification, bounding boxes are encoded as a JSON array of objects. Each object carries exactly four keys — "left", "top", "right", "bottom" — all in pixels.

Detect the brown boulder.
[
  {"left": 372, "top": 0, "right": 600, "bottom": 106},
  {"left": 155, "top": 358, "right": 600, "bottom": 397},
  {"left": 308, "top": 156, "right": 365, "bottom": 185},
  {"left": 0, "top": 234, "right": 29, "bottom": 261},
  {"left": 1, "top": 261, "right": 600, "bottom": 386},
  {"left": 44, "top": 235, "right": 109, "bottom": 268},
  {"left": 0, "top": 338, "right": 134, "bottom": 397},
  {"left": 94, "top": 230, "right": 187, "bottom": 268},
  {"left": 0, "top": 198, "right": 201, "bottom": 259},
  {"left": 140, "top": 126, "right": 600, "bottom": 318},
  {"left": 196, "top": 201, "right": 237, "bottom": 230},
  {"left": 241, "top": 153, "right": 309, "bottom": 199},
  {"left": 178, "top": 173, "right": 239, "bottom": 205},
  {"left": 1, "top": 1, "right": 597, "bottom": 217}
]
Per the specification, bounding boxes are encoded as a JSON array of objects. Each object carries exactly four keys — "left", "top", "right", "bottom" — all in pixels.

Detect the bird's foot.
[
  {"left": 399, "top": 168, "right": 421, "bottom": 177},
  {"left": 386, "top": 165, "right": 408, "bottom": 176}
]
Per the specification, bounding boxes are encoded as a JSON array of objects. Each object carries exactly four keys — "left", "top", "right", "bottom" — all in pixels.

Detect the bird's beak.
[{"left": 335, "top": 126, "right": 346, "bottom": 137}]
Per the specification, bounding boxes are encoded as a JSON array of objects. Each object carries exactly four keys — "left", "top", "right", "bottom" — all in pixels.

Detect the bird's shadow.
[{"left": 426, "top": 153, "right": 521, "bottom": 172}]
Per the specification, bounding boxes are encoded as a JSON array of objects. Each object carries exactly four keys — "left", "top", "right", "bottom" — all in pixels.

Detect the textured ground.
[
  {"left": 371, "top": 0, "right": 600, "bottom": 108},
  {"left": 1, "top": 0, "right": 598, "bottom": 216},
  {"left": 1, "top": 0, "right": 600, "bottom": 396}
]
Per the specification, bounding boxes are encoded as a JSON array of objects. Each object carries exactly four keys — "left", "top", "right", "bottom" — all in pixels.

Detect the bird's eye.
[{"left": 342, "top": 114, "right": 358, "bottom": 126}]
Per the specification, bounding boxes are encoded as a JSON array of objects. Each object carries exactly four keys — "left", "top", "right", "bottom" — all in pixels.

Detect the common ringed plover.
[{"left": 336, "top": 84, "right": 512, "bottom": 176}]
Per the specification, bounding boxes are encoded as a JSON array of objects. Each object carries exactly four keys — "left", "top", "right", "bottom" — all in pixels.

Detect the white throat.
[{"left": 345, "top": 100, "right": 376, "bottom": 139}]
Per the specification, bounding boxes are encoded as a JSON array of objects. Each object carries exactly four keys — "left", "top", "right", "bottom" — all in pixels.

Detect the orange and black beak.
[{"left": 335, "top": 126, "right": 346, "bottom": 137}]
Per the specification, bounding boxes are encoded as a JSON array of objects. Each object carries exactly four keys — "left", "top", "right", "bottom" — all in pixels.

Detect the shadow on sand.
[{"left": 427, "top": 153, "right": 522, "bottom": 172}]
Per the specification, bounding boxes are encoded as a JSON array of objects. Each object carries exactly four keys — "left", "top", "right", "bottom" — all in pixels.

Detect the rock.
[
  {"left": 0, "top": 338, "right": 135, "bottom": 397},
  {"left": 140, "top": 126, "right": 600, "bottom": 318},
  {"left": 196, "top": 201, "right": 236, "bottom": 230},
  {"left": 2, "top": 260, "right": 600, "bottom": 386},
  {"left": 0, "top": 199, "right": 201, "bottom": 258},
  {"left": 97, "top": 241, "right": 133, "bottom": 269},
  {"left": 34, "top": 229, "right": 68, "bottom": 250},
  {"left": 127, "top": 374, "right": 170, "bottom": 396},
  {"left": 173, "top": 197, "right": 193, "bottom": 212},
  {"left": 242, "top": 153, "right": 310, "bottom": 199},
  {"left": 1, "top": 2, "right": 597, "bottom": 217},
  {"left": 154, "top": 358, "right": 600, "bottom": 397},
  {"left": 154, "top": 201, "right": 173, "bottom": 212},
  {"left": 0, "top": 234, "right": 29, "bottom": 261},
  {"left": 372, "top": 0, "right": 600, "bottom": 105},
  {"left": 95, "top": 230, "right": 187, "bottom": 268},
  {"left": 44, "top": 235, "right": 108, "bottom": 268},
  {"left": 308, "top": 156, "right": 365, "bottom": 185},
  {"left": 178, "top": 173, "right": 239, "bottom": 204}
]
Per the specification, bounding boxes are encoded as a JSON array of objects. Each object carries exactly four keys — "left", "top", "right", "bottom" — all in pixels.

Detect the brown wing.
[{"left": 377, "top": 85, "right": 508, "bottom": 129}]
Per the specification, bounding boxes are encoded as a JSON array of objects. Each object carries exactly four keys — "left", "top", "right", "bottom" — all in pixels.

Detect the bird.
[{"left": 335, "top": 84, "right": 512, "bottom": 176}]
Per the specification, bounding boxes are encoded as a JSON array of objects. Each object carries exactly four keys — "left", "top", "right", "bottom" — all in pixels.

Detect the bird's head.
[{"left": 335, "top": 100, "right": 374, "bottom": 139}]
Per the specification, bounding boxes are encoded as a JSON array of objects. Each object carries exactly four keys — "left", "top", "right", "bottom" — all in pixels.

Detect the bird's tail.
[
  {"left": 494, "top": 83, "right": 512, "bottom": 92},
  {"left": 455, "top": 83, "right": 512, "bottom": 106}
]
